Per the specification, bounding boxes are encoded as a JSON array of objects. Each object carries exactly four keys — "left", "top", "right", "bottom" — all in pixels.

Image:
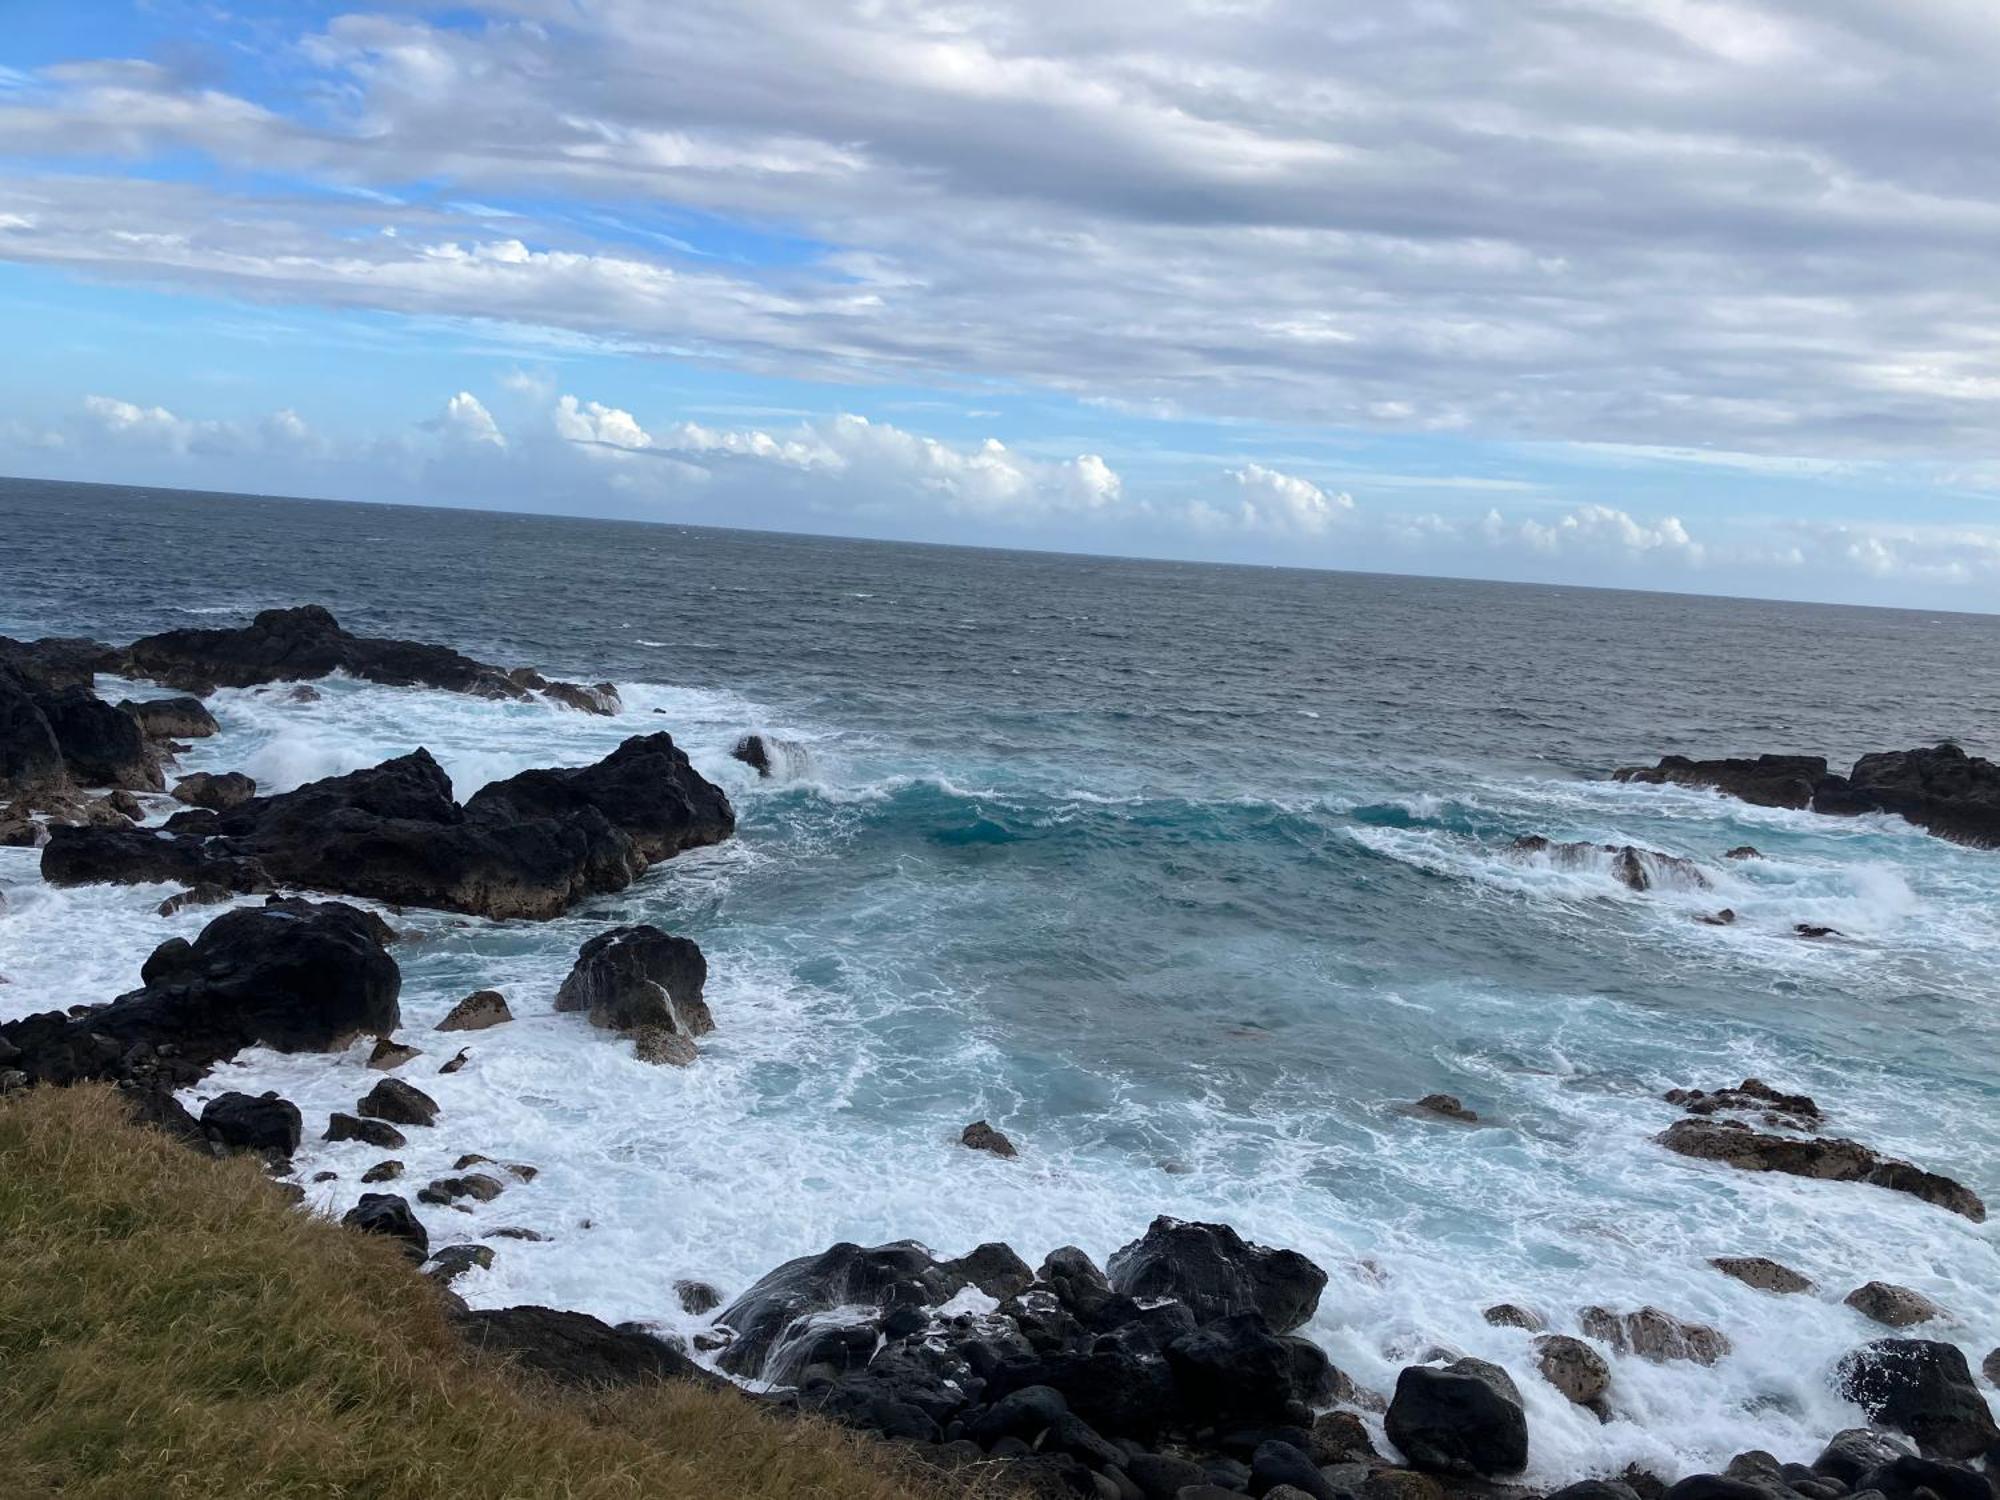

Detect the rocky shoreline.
[{"left": 3, "top": 606, "right": 1997, "bottom": 1499}]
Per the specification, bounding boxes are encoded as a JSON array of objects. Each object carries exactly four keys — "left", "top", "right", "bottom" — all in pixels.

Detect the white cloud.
[
  {"left": 1213, "top": 463, "right": 1354, "bottom": 534},
  {"left": 433, "top": 391, "right": 506, "bottom": 448},
  {"left": 554, "top": 394, "right": 653, "bottom": 450},
  {"left": 1511, "top": 503, "right": 1705, "bottom": 563}
]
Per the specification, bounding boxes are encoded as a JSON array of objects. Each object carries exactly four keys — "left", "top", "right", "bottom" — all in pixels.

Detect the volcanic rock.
[
  {"left": 1709, "top": 1257, "right": 1813, "bottom": 1294},
  {"left": 1844, "top": 1282, "right": 1946, "bottom": 1328},
  {"left": 1835, "top": 1339, "right": 1999, "bottom": 1458},
  {"left": 1384, "top": 1357, "right": 1529, "bottom": 1476},
  {"left": 962, "top": 1119, "right": 1017, "bottom": 1157},
  {"left": 555, "top": 924, "right": 712, "bottom": 1037},
  {"left": 1613, "top": 755, "right": 1831, "bottom": 809},
  {"left": 342, "top": 1192, "right": 429, "bottom": 1262},
  {"left": 199, "top": 1090, "right": 303, "bottom": 1157},
  {"left": 324, "top": 1112, "right": 407, "bottom": 1148},
  {"left": 171, "top": 770, "right": 256, "bottom": 810},
  {"left": 1659, "top": 1118, "right": 1985, "bottom": 1221},
  {"left": 1535, "top": 1333, "right": 1611, "bottom": 1407},
  {"left": 119, "top": 695, "right": 219, "bottom": 740},
  {"left": 1106, "top": 1216, "right": 1327, "bottom": 1333},
  {"left": 356, "top": 1077, "right": 437, "bottom": 1127},
  {"left": 436, "top": 989, "right": 511, "bottom": 1031},
  {"left": 1578, "top": 1305, "right": 1729, "bottom": 1365}
]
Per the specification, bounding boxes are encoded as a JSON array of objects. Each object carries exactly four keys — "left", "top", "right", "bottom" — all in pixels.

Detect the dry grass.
[{"left": 0, "top": 1084, "right": 987, "bottom": 1500}]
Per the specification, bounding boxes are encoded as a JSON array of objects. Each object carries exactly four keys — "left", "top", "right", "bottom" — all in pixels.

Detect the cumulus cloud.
[
  {"left": 1508, "top": 503, "right": 1705, "bottom": 563},
  {"left": 431, "top": 391, "right": 506, "bottom": 448},
  {"left": 8, "top": 4, "right": 2000, "bottom": 453},
  {"left": 1203, "top": 464, "right": 1354, "bottom": 535}
]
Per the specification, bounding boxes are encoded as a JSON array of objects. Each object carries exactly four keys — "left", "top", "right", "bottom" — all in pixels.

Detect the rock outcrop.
[
  {"left": 555, "top": 925, "right": 713, "bottom": 1058},
  {"left": 1614, "top": 754, "right": 1833, "bottom": 809},
  {"left": 1659, "top": 1118, "right": 1985, "bottom": 1221},
  {"left": 119, "top": 695, "right": 219, "bottom": 740},
  {"left": 454, "top": 1305, "right": 712, "bottom": 1387},
  {"left": 1384, "top": 1358, "right": 1529, "bottom": 1476},
  {"left": 1835, "top": 1339, "right": 1999, "bottom": 1459},
  {"left": 1508, "top": 835, "right": 1709, "bottom": 891},
  {"left": 43, "top": 735, "right": 732, "bottom": 920},
  {"left": 1105, "top": 1216, "right": 1327, "bottom": 1333},
  {"left": 0, "top": 898, "right": 399, "bottom": 1089}
]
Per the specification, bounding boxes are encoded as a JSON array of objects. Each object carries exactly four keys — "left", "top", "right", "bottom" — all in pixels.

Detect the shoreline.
[{"left": 3, "top": 604, "right": 2000, "bottom": 1496}]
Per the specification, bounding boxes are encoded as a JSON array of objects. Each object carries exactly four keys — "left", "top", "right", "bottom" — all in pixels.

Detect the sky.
[{"left": 3, "top": 1, "right": 2000, "bottom": 609}]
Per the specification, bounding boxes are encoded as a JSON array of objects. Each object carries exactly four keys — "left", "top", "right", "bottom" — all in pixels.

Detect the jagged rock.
[
  {"left": 199, "top": 1090, "right": 302, "bottom": 1157},
  {"left": 0, "top": 634, "right": 121, "bottom": 693},
  {"left": 1413, "top": 1093, "right": 1477, "bottom": 1123},
  {"left": 1508, "top": 834, "right": 1709, "bottom": 891},
  {"left": 436, "top": 989, "right": 511, "bottom": 1031},
  {"left": 0, "top": 668, "right": 69, "bottom": 800},
  {"left": 0, "top": 898, "right": 399, "bottom": 1089},
  {"left": 712, "top": 1241, "right": 968, "bottom": 1379},
  {"left": 1983, "top": 1347, "right": 1999, "bottom": 1385},
  {"left": 1482, "top": 1303, "right": 1546, "bottom": 1331},
  {"left": 324, "top": 1113, "right": 407, "bottom": 1149},
  {"left": 46, "top": 734, "right": 732, "bottom": 920},
  {"left": 676, "top": 1279, "right": 723, "bottom": 1315},
  {"left": 342, "top": 1192, "right": 429, "bottom": 1262},
  {"left": 1664, "top": 1077, "right": 1821, "bottom": 1127},
  {"left": 962, "top": 1119, "right": 1018, "bottom": 1157},
  {"left": 541, "top": 680, "right": 620, "bottom": 716},
  {"left": 1794, "top": 924, "right": 1840, "bottom": 939},
  {"left": 1710, "top": 1257, "right": 1813, "bottom": 1294},
  {"left": 1384, "top": 1357, "right": 1529, "bottom": 1476},
  {"left": 367, "top": 1037, "right": 421, "bottom": 1070},
  {"left": 361, "top": 1159, "right": 404, "bottom": 1183},
  {"left": 419, "top": 1173, "right": 505, "bottom": 1206},
  {"left": 1725, "top": 846, "right": 1762, "bottom": 860},
  {"left": 555, "top": 924, "right": 712, "bottom": 1037},
  {"left": 731, "top": 734, "right": 773, "bottom": 776},
  {"left": 1659, "top": 1118, "right": 1985, "bottom": 1221},
  {"left": 171, "top": 770, "right": 256, "bottom": 811},
  {"left": 356, "top": 1077, "right": 437, "bottom": 1127},
  {"left": 426, "top": 1243, "right": 496, "bottom": 1284},
  {"left": 1579, "top": 1305, "right": 1729, "bottom": 1365},
  {"left": 125, "top": 605, "right": 530, "bottom": 699},
  {"left": 485, "top": 1226, "right": 547, "bottom": 1242},
  {"left": 119, "top": 695, "right": 218, "bottom": 740},
  {"left": 157, "top": 882, "right": 237, "bottom": 917},
  {"left": 1841, "top": 744, "right": 2000, "bottom": 848},
  {"left": 942, "top": 1242, "right": 1035, "bottom": 1301},
  {"left": 1844, "top": 1282, "right": 1946, "bottom": 1328},
  {"left": 1614, "top": 755, "right": 1831, "bottom": 809},
  {"left": 1834, "top": 1339, "right": 1999, "bottom": 1459},
  {"left": 1536, "top": 1333, "right": 1611, "bottom": 1407},
  {"left": 1165, "top": 1309, "right": 1336, "bottom": 1421},
  {"left": 1106, "top": 1217, "right": 1326, "bottom": 1333},
  {"left": 438, "top": 1048, "right": 470, "bottom": 1074},
  {"left": 453, "top": 1304, "right": 713, "bottom": 1387}
]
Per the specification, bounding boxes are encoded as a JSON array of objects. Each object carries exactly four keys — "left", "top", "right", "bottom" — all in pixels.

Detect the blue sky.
[{"left": 4, "top": 1, "right": 2000, "bottom": 609}]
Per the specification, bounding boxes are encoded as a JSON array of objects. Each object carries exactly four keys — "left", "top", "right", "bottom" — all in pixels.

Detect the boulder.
[
  {"left": 342, "top": 1192, "right": 429, "bottom": 1262},
  {"left": 1250, "top": 1440, "right": 1340, "bottom": 1500},
  {"left": 0, "top": 668, "right": 69, "bottom": 800},
  {"left": 1834, "top": 1339, "right": 1999, "bottom": 1459},
  {"left": 712, "top": 1241, "right": 968, "bottom": 1380},
  {"left": 325, "top": 1112, "right": 407, "bottom": 1149},
  {"left": 1106, "top": 1217, "right": 1327, "bottom": 1333},
  {"left": 124, "top": 605, "right": 530, "bottom": 699},
  {"left": 199, "top": 1090, "right": 303, "bottom": 1157},
  {"left": 1579, "top": 1306, "right": 1729, "bottom": 1365},
  {"left": 1811, "top": 1428, "right": 1916, "bottom": 1486},
  {"left": 35, "top": 685, "right": 158, "bottom": 790},
  {"left": 1413, "top": 1093, "right": 1477, "bottom": 1123},
  {"left": 962, "top": 1119, "right": 1018, "bottom": 1158},
  {"left": 366, "top": 1037, "right": 422, "bottom": 1071},
  {"left": 1164, "top": 1310, "right": 1335, "bottom": 1421},
  {"left": 436, "top": 989, "right": 512, "bottom": 1031},
  {"left": 1844, "top": 1282, "right": 1946, "bottom": 1328},
  {"left": 356, "top": 1077, "right": 437, "bottom": 1127},
  {"left": 540, "top": 680, "right": 620, "bottom": 716},
  {"left": 1507, "top": 835, "right": 1709, "bottom": 891},
  {"left": 1482, "top": 1303, "right": 1546, "bottom": 1331},
  {"left": 942, "top": 1242, "right": 1035, "bottom": 1301},
  {"left": 631, "top": 1026, "right": 697, "bottom": 1066},
  {"left": 361, "top": 1160, "right": 404, "bottom": 1183},
  {"left": 1724, "top": 846, "right": 1762, "bottom": 860},
  {"left": 555, "top": 924, "right": 712, "bottom": 1036},
  {"left": 119, "top": 695, "right": 219, "bottom": 740},
  {"left": 1613, "top": 755, "right": 1831, "bottom": 809},
  {"left": 464, "top": 731, "right": 734, "bottom": 865},
  {"left": 426, "top": 1244, "right": 496, "bottom": 1285},
  {"left": 0, "top": 898, "right": 399, "bottom": 1089},
  {"left": 731, "top": 734, "right": 773, "bottom": 776},
  {"left": 419, "top": 1173, "right": 505, "bottom": 1206},
  {"left": 171, "top": 770, "right": 257, "bottom": 811},
  {"left": 675, "top": 1280, "right": 722, "bottom": 1315},
  {"left": 1664, "top": 1077, "right": 1821, "bottom": 1127},
  {"left": 1535, "top": 1333, "right": 1611, "bottom": 1407},
  {"left": 1853, "top": 1455, "right": 1994, "bottom": 1500},
  {"left": 1659, "top": 1118, "right": 1985, "bottom": 1221},
  {"left": 1384, "top": 1358, "right": 1529, "bottom": 1476}
]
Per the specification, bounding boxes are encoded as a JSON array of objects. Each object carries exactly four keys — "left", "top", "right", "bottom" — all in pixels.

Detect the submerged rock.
[
  {"left": 157, "top": 882, "right": 237, "bottom": 918},
  {"left": 1482, "top": 1303, "right": 1547, "bottom": 1331},
  {"left": 426, "top": 1243, "right": 496, "bottom": 1284},
  {"left": 0, "top": 898, "right": 399, "bottom": 1089},
  {"left": 366, "top": 1037, "right": 422, "bottom": 1071},
  {"left": 1709, "top": 1256, "right": 1813, "bottom": 1294},
  {"left": 1106, "top": 1216, "right": 1327, "bottom": 1333},
  {"left": 1412, "top": 1093, "right": 1477, "bottom": 1123},
  {"left": 1508, "top": 834, "right": 1709, "bottom": 891},
  {"left": 731, "top": 734, "right": 773, "bottom": 776},
  {"left": 961, "top": 1119, "right": 1018, "bottom": 1158},
  {"left": 1665, "top": 1077, "right": 1822, "bottom": 1127},
  {"left": 1835, "top": 1339, "right": 1999, "bottom": 1458}
]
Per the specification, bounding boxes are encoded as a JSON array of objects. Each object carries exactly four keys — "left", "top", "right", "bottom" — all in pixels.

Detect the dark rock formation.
[
  {"left": 0, "top": 898, "right": 398, "bottom": 1089},
  {"left": 962, "top": 1119, "right": 1017, "bottom": 1158},
  {"left": 325, "top": 1113, "right": 407, "bottom": 1149},
  {"left": 1614, "top": 754, "right": 1832, "bottom": 809},
  {"left": 1709, "top": 1257, "right": 1813, "bottom": 1294},
  {"left": 199, "top": 1090, "right": 303, "bottom": 1157},
  {"left": 1508, "top": 835, "right": 1709, "bottom": 891},
  {"left": 555, "top": 924, "right": 713, "bottom": 1040},
  {"left": 1578, "top": 1305, "right": 1729, "bottom": 1365},
  {"left": 1413, "top": 1093, "right": 1477, "bottom": 1123},
  {"left": 35, "top": 684, "right": 158, "bottom": 790},
  {"left": 1385, "top": 1358, "right": 1529, "bottom": 1475},
  {"left": 1106, "top": 1216, "right": 1327, "bottom": 1333},
  {"left": 171, "top": 770, "right": 256, "bottom": 810},
  {"left": 341, "top": 1192, "right": 429, "bottom": 1262},
  {"left": 455, "top": 1305, "right": 714, "bottom": 1387},
  {"left": 436, "top": 989, "right": 512, "bottom": 1031},
  {"left": 366, "top": 1037, "right": 421, "bottom": 1071},
  {"left": 1812, "top": 1427, "right": 1916, "bottom": 1486},
  {"left": 1659, "top": 1119, "right": 1985, "bottom": 1221},
  {"left": 426, "top": 1243, "right": 495, "bottom": 1284},
  {"left": 1835, "top": 1340, "right": 1999, "bottom": 1459},
  {"left": 0, "top": 668, "right": 70, "bottom": 799},
  {"left": 1483, "top": 1303, "right": 1546, "bottom": 1331},
  {"left": 419, "top": 1173, "right": 504, "bottom": 1206},
  {"left": 0, "top": 634, "right": 121, "bottom": 692},
  {"left": 1664, "top": 1078, "right": 1821, "bottom": 1128},
  {"left": 120, "top": 695, "right": 219, "bottom": 740},
  {"left": 157, "top": 883, "right": 237, "bottom": 918},
  {"left": 731, "top": 734, "right": 773, "bottom": 776},
  {"left": 713, "top": 1240, "right": 969, "bottom": 1380},
  {"left": 45, "top": 734, "right": 731, "bottom": 920},
  {"left": 361, "top": 1160, "right": 404, "bottom": 1183}
]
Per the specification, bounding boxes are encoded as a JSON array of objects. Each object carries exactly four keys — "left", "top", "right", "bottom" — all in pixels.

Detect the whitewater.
[{"left": 1, "top": 478, "right": 1995, "bottom": 1485}]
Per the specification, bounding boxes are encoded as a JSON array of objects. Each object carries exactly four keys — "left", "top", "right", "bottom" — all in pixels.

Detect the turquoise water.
[{"left": 2, "top": 476, "right": 1996, "bottom": 1480}]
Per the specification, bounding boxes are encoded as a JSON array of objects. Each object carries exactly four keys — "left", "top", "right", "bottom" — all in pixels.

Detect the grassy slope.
[{"left": 0, "top": 1085, "right": 978, "bottom": 1500}]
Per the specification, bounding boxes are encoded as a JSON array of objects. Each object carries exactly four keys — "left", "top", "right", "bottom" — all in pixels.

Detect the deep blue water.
[{"left": 2, "top": 475, "right": 1996, "bottom": 1478}]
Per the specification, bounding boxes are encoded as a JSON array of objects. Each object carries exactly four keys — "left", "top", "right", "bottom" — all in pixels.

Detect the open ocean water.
[{"left": 2, "top": 476, "right": 1996, "bottom": 1481}]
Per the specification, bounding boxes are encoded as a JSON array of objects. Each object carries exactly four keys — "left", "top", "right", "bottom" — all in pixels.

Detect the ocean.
[{"left": 2, "top": 475, "right": 1995, "bottom": 1481}]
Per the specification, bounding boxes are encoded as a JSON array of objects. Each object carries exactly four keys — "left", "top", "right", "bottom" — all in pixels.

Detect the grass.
[{"left": 0, "top": 1084, "right": 989, "bottom": 1500}]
